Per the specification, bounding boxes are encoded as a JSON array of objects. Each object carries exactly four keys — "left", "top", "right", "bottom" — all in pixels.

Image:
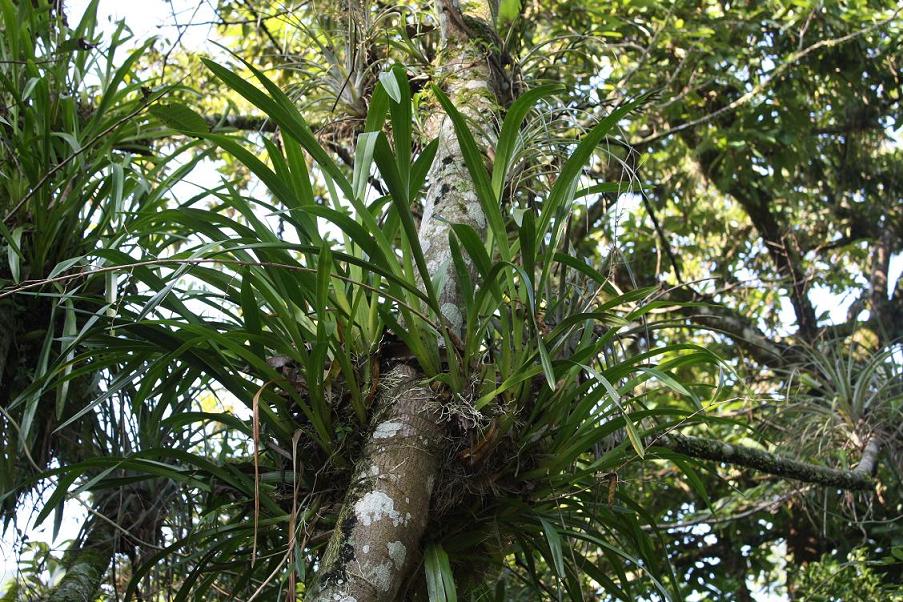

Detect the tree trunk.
[
  {"left": 309, "top": 1, "right": 501, "bottom": 600},
  {"left": 309, "top": 365, "right": 444, "bottom": 600},
  {"left": 868, "top": 228, "right": 894, "bottom": 345},
  {"left": 46, "top": 515, "right": 115, "bottom": 602}
]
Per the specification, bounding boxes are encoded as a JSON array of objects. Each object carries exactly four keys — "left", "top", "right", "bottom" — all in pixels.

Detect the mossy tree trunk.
[{"left": 46, "top": 516, "right": 115, "bottom": 602}]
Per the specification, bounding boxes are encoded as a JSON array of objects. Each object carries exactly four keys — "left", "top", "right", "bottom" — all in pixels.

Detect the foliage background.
[{"left": 0, "top": 0, "right": 900, "bottom": 600}]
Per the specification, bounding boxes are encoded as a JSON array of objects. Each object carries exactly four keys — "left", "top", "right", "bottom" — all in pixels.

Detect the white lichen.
[
  {"left": 373, "top": 420, "right": 403, "bottom": 439},
  {"left": 387, "top": 541, "right": 407, "bottom": 569},
  {"left": 354, "top": 491, "right": 403, "bottom": 526},
  {"left": 426, "top": 251, "right": 451, "bottom": 277},
  {"left": 466, "top": 196, "right": 487, "bottom": 229},
  {"left": 366, "top": 561, "right": 394, "bottom": 592}
]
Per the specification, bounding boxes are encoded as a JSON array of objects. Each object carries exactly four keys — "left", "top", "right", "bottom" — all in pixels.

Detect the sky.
[
  {"left": 70, "top": 0, "right": 219, "bottom": 51},
  {"left": 2, "top": 1, "right": 901, "bottom": 597}
]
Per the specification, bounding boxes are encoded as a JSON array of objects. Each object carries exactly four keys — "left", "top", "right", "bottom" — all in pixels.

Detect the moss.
[
  {"left": 48, "top": 540, "right": 114, "bottom": 602},
  {"left": 661, "top": 433, "right": 874, "bottom": 490},
  {"left": 314, "top": 498, "right": 357, "bottom": 592}
]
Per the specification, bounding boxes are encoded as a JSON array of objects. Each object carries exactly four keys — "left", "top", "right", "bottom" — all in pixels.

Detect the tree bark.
[
  {"left": 868, "top": 228, "right": 895, "bottom": 345},
  {"left": 853, "top": 434, "right": 881, "bottom": 476},
  {"left": 308, "top": 1, "right": 500, "bottom": 600},
  {"left": 308, "top": 365, "right": 444, "bottom": 600}
]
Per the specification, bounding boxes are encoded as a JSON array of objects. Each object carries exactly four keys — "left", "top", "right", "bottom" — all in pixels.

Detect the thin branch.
[
  {"left": 0, "top": 256, "right": 441, "bottom": 331},
  {"left": 187, "top": 8, "right": 294, "bottom": 28},
  {"left": 664, "top": 285, "right": 790, "bottom": 368},
  {"left": 239, "top": 0, "right": 282, "bottom": 52},
  {"left": 641, "top": 191, "right": 683, "bottom": 284},
  {"left": 653, "top": 487, "right": 810, "bottom": 531}
]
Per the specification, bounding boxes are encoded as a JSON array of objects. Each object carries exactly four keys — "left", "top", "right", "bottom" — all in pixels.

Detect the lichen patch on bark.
[
  {"left": 355, "top": 491, "right": 404, "bottom": 527},
  {"left": 373, "top": 420, "right": 403, "bottom": 439},
  {"left": 387, "top": 541, "right": 407, "bottom": 568}
]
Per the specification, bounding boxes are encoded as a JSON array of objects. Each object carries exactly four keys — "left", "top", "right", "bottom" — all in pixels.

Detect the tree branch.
[
  {"left": 854, "top": 435, "right": 881, "bottom": 476},
  {"left": 47, "top": 515, "right": 115, "bottom": 602},
  {"left": 207, "top": 113, "right": 277, "bottom": 132},
  {"left": 665, "top": 286, "right": 791, "bottom": 369},
  {"left": 687, "top": 144, "right": 819, "bottom": 341},
  {"left": 657, "top": 433, "right": 875, "bottom": 491}
]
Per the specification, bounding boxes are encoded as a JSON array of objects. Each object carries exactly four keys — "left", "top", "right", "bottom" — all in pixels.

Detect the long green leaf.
[
  {"left": 425, "top": 543, "right": 457, "bottom": 602},
  {"left": 492, "top": 84, "right": 564, "bottom": 199}
]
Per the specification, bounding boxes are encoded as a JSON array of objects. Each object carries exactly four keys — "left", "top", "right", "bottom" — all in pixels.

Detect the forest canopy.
[{"left": 0, "top": 0, "right": 901, "bottom": 600}]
